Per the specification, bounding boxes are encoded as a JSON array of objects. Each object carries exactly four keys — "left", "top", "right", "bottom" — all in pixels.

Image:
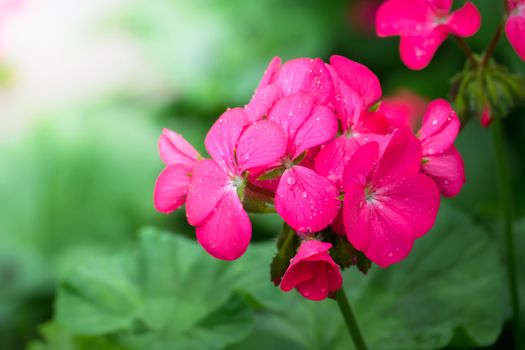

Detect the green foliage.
[
  {"left": 51, "top": 228, "right": 269, "bottom": 350},
  {"left": 40, "top": 203, "right": 507, "bottom": 350},
  {"left": 233, "top": 203, "right": 507, "bottom": 350},
  {"left": 0, "top": 103, "right": 165, "bottom": 348}
]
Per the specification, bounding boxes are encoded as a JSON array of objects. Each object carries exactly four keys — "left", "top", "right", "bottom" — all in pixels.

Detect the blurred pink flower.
[
  {"left": 342, "top": 129, "right": 440, "bottom": 267},
  {"left": 505, "top": 0, "right": 525, "bottom": 61},
  {"left": 376, "top": 0, "right": 481, "bottom": 69},
  {"left": 280, "top": 239, "right": 342, "bottom": 301},
  {"left": 379, "top": 90, "right": 428, "bottom": 131}
]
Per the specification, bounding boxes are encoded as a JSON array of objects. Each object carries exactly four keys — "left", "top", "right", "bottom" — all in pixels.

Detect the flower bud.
[
  {"left": 279, "top": 239, "right": 343, "bottom": 301},
  {"left": 450, "top": 59, "right": 525, "bottom": 126}
]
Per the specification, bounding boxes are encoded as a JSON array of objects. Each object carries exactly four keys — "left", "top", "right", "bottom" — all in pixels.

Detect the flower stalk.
[
  {"left": 336, "top": 288, "right": 368, "bottom": 350},
  {"left": 492, "top": 117, "right": 524, "bottom": 350}
]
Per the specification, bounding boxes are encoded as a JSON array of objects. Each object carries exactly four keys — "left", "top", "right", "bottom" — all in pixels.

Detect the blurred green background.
[{"left": 0, "top": 0, "right": 524, "bottom": 349}]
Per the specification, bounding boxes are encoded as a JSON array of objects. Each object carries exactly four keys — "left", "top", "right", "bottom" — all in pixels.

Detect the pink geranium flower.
[
  {"left": 417, "top": 99, "right": 465, "bottom": 197},
  {"left": 505, "top": 0, "right": 525, "bottom": 61},
  {"left": 153, "top": 129, "right": 200, "bottom": 214},
  {"left": 342, "top": 128, "right": 440, "bottom": 267},
  {"left": 315, "top": 55, "right": 388, "bottom": 189},
  {"left": 280, "top": 239, "right": 343, "bottom": 301},
  {"left": 267, "top": 91, "right": 341, "bottom": 233},
  {"left": 381, "top": 96, "right": 465, "bottom": 197},
  {"left": 376, "top": 0, "right": 481, "bottom": 69},
  {"left": 186, "top": 108, "right": 287, "bottom": 260}
]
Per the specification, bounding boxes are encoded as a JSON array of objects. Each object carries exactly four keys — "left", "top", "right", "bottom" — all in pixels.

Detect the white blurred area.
[{"left": 0, "top": 0, "right": 169, "bottom": 142}]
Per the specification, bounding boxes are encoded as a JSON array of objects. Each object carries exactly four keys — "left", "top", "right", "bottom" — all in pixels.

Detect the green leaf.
[
  {"left": 236, "top": 203, "right": 507, "bottom": 350},
  {"left": 54, "top": 228, "right": 269, "bottom": 349},
  {"left": 27, "top": 322, "right": 127, "bottom": 350},
  {"left": 257, "top": 167, "right": 285, "bottom": 181},
  {"left": 55, "top": 256, "right": 140, "bottom": 335}
]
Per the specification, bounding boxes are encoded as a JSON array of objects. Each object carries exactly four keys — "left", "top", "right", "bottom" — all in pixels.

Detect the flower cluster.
[{"left": 154, "top": 55, "right": 465, "bottom": 300}]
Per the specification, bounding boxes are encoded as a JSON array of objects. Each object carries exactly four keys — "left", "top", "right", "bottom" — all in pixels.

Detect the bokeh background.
[{"left": 0, "top": 0, "right": 524, "bottom": 349}]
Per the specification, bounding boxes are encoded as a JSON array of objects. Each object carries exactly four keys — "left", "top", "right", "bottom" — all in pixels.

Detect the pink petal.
[
  {"left": 301, "top": 58, "right": 334, "bottom": 105},
  {"left": 422, "top": 146, "right": 465, "bottom": 197},
  {"left": 331, "top": 208, "right": 346, "bottom": 235},
  {"left": 257, "top": 56, "right": 281, "bottom": 90},
  {"left": 280, "top": 261, "right": 316, "bottom": 292},
  {"left": 292, "top": 105, "right": 338, "bottom": 159},
  {"left": 204, "top": 108, "right": 248, "bottom": 174},
  {"left": 429, "top": 0, "right": 452, "bottom": 12},
  {"left": 236, "top": 120, "right": 286, "bottom": 172},
  {"left": 446, "top": 2, "right": 481, "bottom": 37},
  {"left": 358, "top": 111, "right": 390, "bottom": 134},
  {"left": 375, "top": 0, "right": 431, "bottom": 37},
  {"left": 372, "top": 128, "right": 422, "bottom": 187},
  {"left": 343, "top": 182, "right": 372, "bottom": 251},
  {"left": 343, "top": 142, "right": 380, "bottom": 189},
  {"left": 399, "top": 30, "right": 448, "bottom": 70},
  {"left": 295, "top": 264, "right": 333, "bottom": 301},
  {"left": 330, "top": 55, "right": 382, "bottom": 107},
  {"left": 329, "top": 65, "right": 365, "bottom": 129},
  {"left": 268, "top": 91, "right": 314, "bottom": 146},
  {"left": 375, "top": 173, "right": 440, "bottom": 238},
  {"left": 293, "top": 239, "right": 333, "bottom": 260},
  {"left": 278, "top": 58, "right": 311, "bottom": 97},
  {"left": 244, "top": 85, "right": 279, "bottom": 122},
  {"left": 316, "top": 136, "right": 373, "bottom": 189},
  {"left": 185, "top": 160, "right": 229, "bottom": 226},
  {"left": 379, "top": 90, "right": 428, "bottom": 132},
  {"left": 506, "top": 12, "right": 525, "bottom": 61},
  {"left": 418, "top": 98, "right": 460, "bottom": 155},
  {"left": 153, "top": 165, "right": 191, "bottom": 214},
  {"left": 275, "top": 166, "right": 341, "bottom": 233},
  {"left": 196, "top": 189, "right": 251, "bottom": 260},
  {"left": 158, "top": 128, "right": 199, "bottom": 166},
  {"left": 361, "top": 201, "right": 415, "bottom": 267},
  {"left": 315, "top": 137, "right": 351, "bottom": 188}
]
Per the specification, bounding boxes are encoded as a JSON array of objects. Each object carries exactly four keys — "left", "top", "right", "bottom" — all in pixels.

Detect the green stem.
[
  {"left": 278, "top": 224, "right": 296, "bottom": 260},
  {"left": 454, "top": 36, "right": 477, "bottom": 67},
  {"left": 336, "top": 288, "right": 368, "bottom": 350},
  {"left": 482, "top": 23, "right": 504, "bottom": 66},
  {"left": 492, "top": 118, "right": 524, "bottom": 350}
]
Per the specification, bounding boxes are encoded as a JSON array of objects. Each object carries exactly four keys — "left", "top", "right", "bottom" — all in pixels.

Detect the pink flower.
[
  {"left": 381, "top": 96, "right": 465, "bottom": 197},
  {"left": 376, "top": 0, "right": 481, "bottom": 70},
  {"left": 378, "top": 90, "right": 428, "bottom": 131},
  {"left": 280, "top": 239, "right": 343, "bottom": 301},
  {"left": 315, "top": 55, "right": 388, "bottom": 189},
  {"left": 268, "top": 91, "right": 341, "bottom": 233},
  {"left": 153, "top": 129, "right": 200, "bottom": 214},
  {"left": 418, "top": 99, "right": 465, "bottom": 197},
  {"left": 505, "top": 0, "right": 525, "bottom": 61},
  {"left": 342, "top": 128, "right": 440, "bottom": 267},
  {"left": 186, "top": 108, "right": 287, "bottom": 260}
]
